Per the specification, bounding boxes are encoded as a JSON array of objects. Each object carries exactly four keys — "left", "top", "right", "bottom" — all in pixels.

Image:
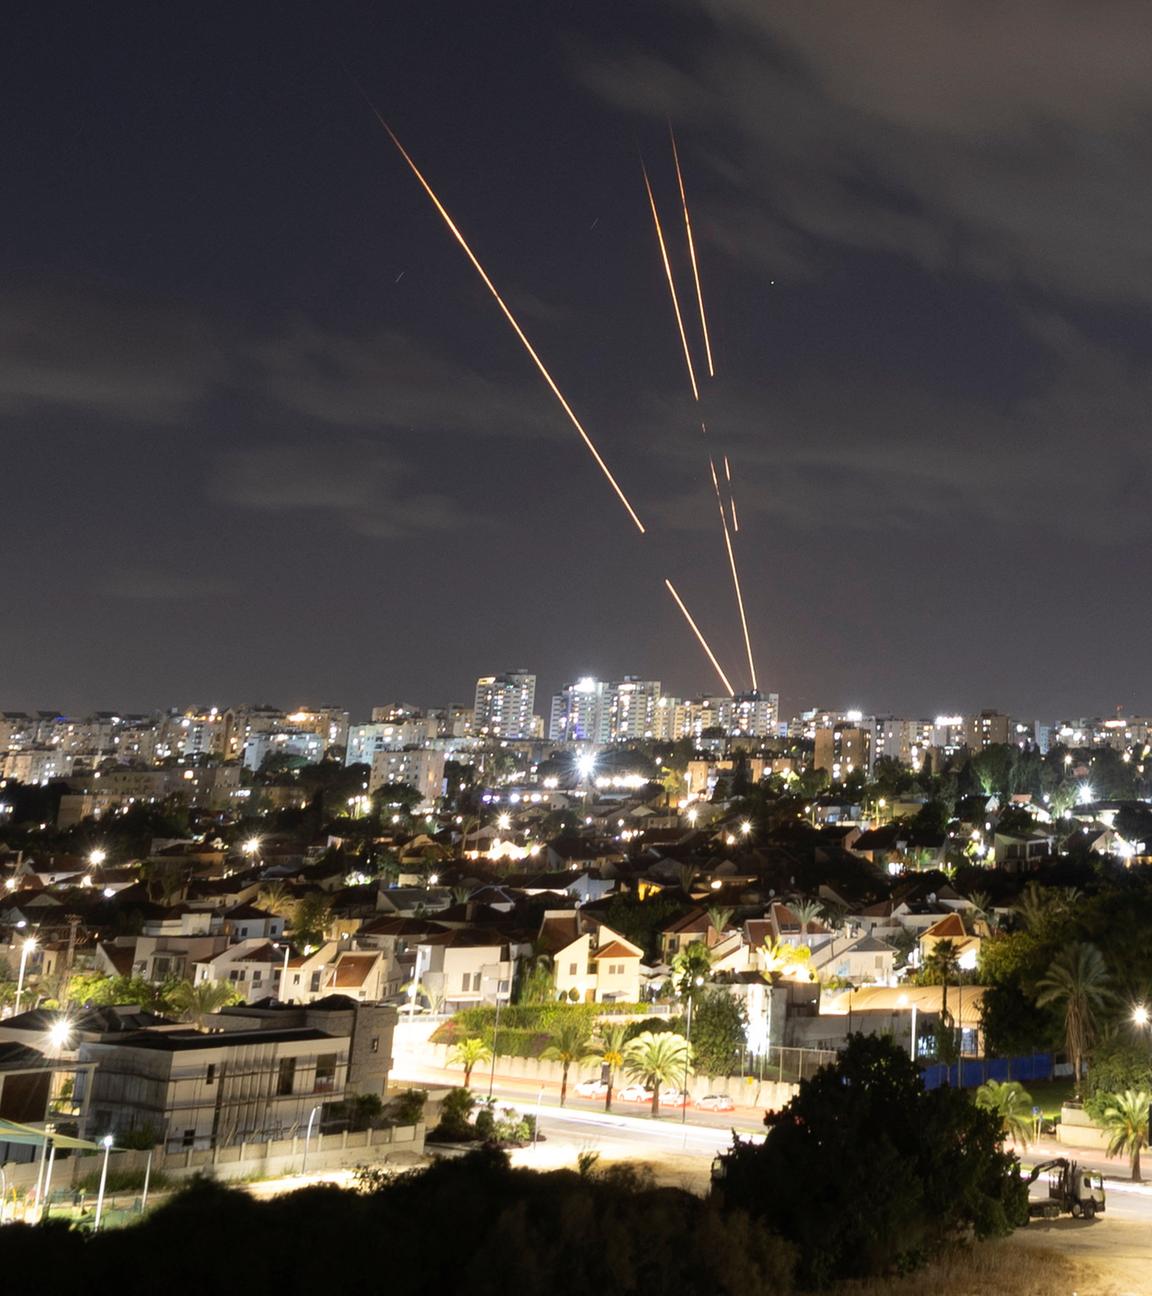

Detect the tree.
[
  {"left": 714, "top": 1034, "right": 1026, "bottom": 1286},
  {"left": 671, "top": 941, "right": 712, "bottom": 999},
  {"left": 292, "top": 893, "right": 333, "bottom": 946},
  {"left": 691, "top": 989, "right": 748, "bottom": 1079},
  {"left": 704, "top": 906, "right": 734, "bottom": 937},
  {"left": 1035, "top": 942, "right": 1114, "bottom": 1095},
  {"left": 584, "top": 1023, "right": 628, "bottom": 1111},
  {"left": 789, "top": 898, "right": 822, "bottom": 938},
  {"left": 66, "top": 972, "right": 177, "bottom": 1015},
  {"left": 760, "top": 938, "right": 811, "bottom": 982},
  {"left": 257, "top": 882, "right": 295, "bottom": 918},
  {"left": 623, "top": 1031, "right": 693, "bottom": 1118},
  {"left": 919, "top": 938, "right": 962, "bottom": 1022},
  {"left": 1099, "top": 1089, "right": 1151, "bottom": 1181},
  {"left": 168, "top": 979, "right": 244, "bottom": 1028},
  {"left": 448, "top": 1037, "right": 492, "bottom": 1088},
  {"left": 541, "top": 1017, "right": 591, "bottom": 1107},
  {"left": 974, "top": 1079, "right": 1034, "bottom": 1147}
]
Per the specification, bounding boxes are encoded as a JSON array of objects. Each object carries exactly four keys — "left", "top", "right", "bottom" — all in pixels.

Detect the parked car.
[
  {"left": 616, "top": 1084, "right": 652, "bottom": 1103},
  {"left": 695, "top": 1093, "right": 735, "bottom": 1112},
  {"left": 574, "top": 1079, "right": 609, "bottom": 1099},
  {"left": 659, "top": 1089, "right": 690, "bottom": 1106}
]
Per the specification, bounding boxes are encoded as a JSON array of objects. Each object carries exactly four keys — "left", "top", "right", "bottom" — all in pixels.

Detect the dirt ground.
[{"left": 1014, "top": 1215, "right": 1151, "bottom": 1296}]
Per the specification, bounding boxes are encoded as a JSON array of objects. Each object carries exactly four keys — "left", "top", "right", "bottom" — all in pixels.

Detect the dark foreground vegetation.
[{"left": 0, "top": 1038, "right": 1026, "bottom": 1294}]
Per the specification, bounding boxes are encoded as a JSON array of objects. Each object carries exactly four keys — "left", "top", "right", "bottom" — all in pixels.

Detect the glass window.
[
  {"left": 315, "top": 1053, "right": 338, "bottom": 1093},
  {"left": 206, "top": 1064, "right": 216, "bottom": 1085},
  {"left": 277, "top": 1057, "right": 296, "bottom": 1096}
]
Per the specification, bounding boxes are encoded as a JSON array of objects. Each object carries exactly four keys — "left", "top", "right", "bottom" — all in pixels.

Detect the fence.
[
  {"left": 0, "top": 1120, "right": 426, "bottom": 1212},
  {"left": 742, "top": 1046, "right": 838, "bottom": 1084},
  {"left": 921, "top": 1053, "right": 1053, "bottom": 1090}
]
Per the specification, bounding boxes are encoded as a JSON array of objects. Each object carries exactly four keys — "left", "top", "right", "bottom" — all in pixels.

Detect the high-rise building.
[
  {"left": 473, "top": 671, "right": 536, "bottom": 739},
  {"left": 609, "top": 678, "right": 662, "bottom": 741},
  {"left": 965, "top": 710, "right": 1011, "bottom": 752},
  {"left": 813, "top": 724, "right": 871, "bottom": 779},
  {"left": 549, "top": 677, "right": 612, "bottom": 743}
]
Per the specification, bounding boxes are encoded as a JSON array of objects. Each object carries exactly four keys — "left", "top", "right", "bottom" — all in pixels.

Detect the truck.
[{"left": 1024, "top": 1158, "right": 1106, "bottom": 1220}]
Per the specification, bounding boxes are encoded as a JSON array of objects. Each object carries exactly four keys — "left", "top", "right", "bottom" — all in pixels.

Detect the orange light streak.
[
  {"left": 664, "top": 578, "right": 735, "bottom": 695},
  {"left": 669, "top": 125, "right": 714, "bottom": 378},
  {"left": 710, "top": 459, "right": 757, "bottom": 690},
  {"left": 378, "top": 115, "right": 646, "bottom": 533},
  {"left": 642, "top": 162, "right": 699, "bottom": 402}
]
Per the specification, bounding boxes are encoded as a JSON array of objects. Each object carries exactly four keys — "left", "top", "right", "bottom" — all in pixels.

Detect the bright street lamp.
[
  {"left": 94, "top": 1134, "right": 114, "bottom": 1230},
  {"left": 496, "top": 813, "right": 511, "bottom": 832},
  {"left": 14, "top": 935, "right": 37, "bottom": 1016},
  {"left": 1133, "top": 1005, "right": 1149, "bottom": 1028},
  {"left": 88, "top": 848, "right": 107, "bottom": 868},
  {"left": 242, "top": 837, "right": 261, "bottom": 857},
  {"left": 301, "top": 1105, "right": 321, "bottom": 1174}
]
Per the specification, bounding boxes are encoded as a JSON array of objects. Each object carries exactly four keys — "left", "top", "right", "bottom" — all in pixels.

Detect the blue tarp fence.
[{"left": 921, "top": 1053, "right": 1053, "bottom": 1090}]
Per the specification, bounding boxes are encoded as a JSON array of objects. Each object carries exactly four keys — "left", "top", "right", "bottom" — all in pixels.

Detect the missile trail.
[
  {"left": 669, "top": 125, "right": 714, "bottom": 378},
  {"left": 664, "top": 578, "right": 735, "bottom": 695},
  {"left": 710, "top": 457, "right": 757, "bottom": 691},
  {"left": 375, "top": 113, "right": 646, "bottom": 533},
  {"left": 723, "top": 454, "right": 740, "bottom": 531},
  {"left": 642, "top": 162, "right": 699, "bottom": 402}
]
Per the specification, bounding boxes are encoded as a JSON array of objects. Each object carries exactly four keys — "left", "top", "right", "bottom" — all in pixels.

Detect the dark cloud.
[
  {"left": 584, "top": 1, "right": 1152, "bottom": 304},
  {"left": 211, "top": 442, "right": 468, "bottom": 538}
]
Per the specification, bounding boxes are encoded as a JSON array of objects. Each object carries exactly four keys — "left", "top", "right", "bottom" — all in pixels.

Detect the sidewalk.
[{"left": 392, "top": 1060, "right": 767, "bottom": 1132}]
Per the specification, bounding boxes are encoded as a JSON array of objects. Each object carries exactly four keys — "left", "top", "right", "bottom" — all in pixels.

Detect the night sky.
[{"left": 5, "top": 2, "right": 1152, "bottom": 722}]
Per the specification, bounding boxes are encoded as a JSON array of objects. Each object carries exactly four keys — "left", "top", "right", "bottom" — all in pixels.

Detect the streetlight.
[
  {"left": 483, "top": 963, "right": 508, "bottom": 1099},
  {"left": 898, "top": 993, "right": 918, "bottom": 1061},
  {"left": 13, "top": 935, "right": 37, "bottom": 1016},
  {"left": 301, "top": 1105, "right": 321, "bottom": 1174},
  {"left": 94, "top": 1134, "right": 114, "bottom": 1230},
  {"left": 274, "top": 942, "right": 291, "bottom": 1002},
  {"left": 88, "top": 848, "right": 107, "bottom": 869},
  {"left": 681, "top": 974, "right": 704, "bottom": 1130},
  {"left": 242, "top": 837, "right": 261, "bottom": 859}
]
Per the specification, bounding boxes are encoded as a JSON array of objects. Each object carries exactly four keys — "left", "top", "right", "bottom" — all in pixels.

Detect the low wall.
[
  {"left": 0, "top": 1123, "right": 425, "bottom": 1195},
  {"left": 1056, "top": 1104, "right": 1110, "bottom": 1152}
]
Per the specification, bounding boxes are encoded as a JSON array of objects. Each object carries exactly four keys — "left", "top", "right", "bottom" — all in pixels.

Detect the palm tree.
[
  {"left": 168, "top": 979, "right": 242, "bottom": 1029},
  {"left": 258, "top": 882, "right": 295, "bottom": 918},
  {"left": 789, "top": 898, "right": 823, "bottom": 939},
  {"left": 623, "top": 1031, "right": 693, "bottom": 1119},
  {"left": 1100, "top": 1089, "right": 1152, "bottom": 1181},
  {"left": 920, "top": 938, "right": 962, "bottom": 1023},
  {"left": 676, "top": 862, "right": 698, "bottom": 895},
  {"left": 974, "top": 1079, "right": 1034, "bottom": 1147},
  {"left": 448, "top": 1036, "right": 492, "bottom": 1088},
  {"left": 760, "top": 938, "right": 811, "bottom": 982},
  {"left": 705, "top": 906, "right": 734, "bottom": 939},
  {"left": 1035, "top": 942, "right": 1114, "bottom": 1095},
  {"left": 584, "top": 1023, "right": 628, "bottom": 1111},
  {"left": 542, "top": 1017, "right": 591, "bottom": 1106},
  {"left": 965, "top": 890, "right": 998, "bottom": 933}
]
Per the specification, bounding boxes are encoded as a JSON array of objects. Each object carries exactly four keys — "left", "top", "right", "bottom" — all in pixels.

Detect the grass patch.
[
  {"left": 831, "top": 1239, "right": 1084, "bottom": 1296},
  {"left": 1027, "top": 1077, "right": 1075, "bottom": 1120}
]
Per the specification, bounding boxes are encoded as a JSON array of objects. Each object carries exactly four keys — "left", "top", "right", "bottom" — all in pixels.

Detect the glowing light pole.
[
  {"left": 93, "top": 1134, "right": 114, "bottom": 1230},
  {"left": 14, "top": 935, "right": 37, "bottom": 1016}
]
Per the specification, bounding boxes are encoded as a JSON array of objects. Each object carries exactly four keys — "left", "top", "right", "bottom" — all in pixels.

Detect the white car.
[
  {"left": 574, "top": 1079, "right": 609, "bottom": 1099},
  {"left": 616, "top": 1084, "right": 652, "bottom": 1103},
  {"left": 659, "top": 1089, "right": 689, "bottom": 1106},
  {"left": 695, "top": 1093, "right": 735, "bottom": 1112}
]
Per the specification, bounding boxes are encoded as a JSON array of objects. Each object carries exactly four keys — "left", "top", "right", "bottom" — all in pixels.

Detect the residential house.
[
  {"left": 537, "top": 911, "right": 643, "bottom": 1004},
  {"left": 411, "top": 929, "right": 514, "bottom": 1011}
]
